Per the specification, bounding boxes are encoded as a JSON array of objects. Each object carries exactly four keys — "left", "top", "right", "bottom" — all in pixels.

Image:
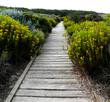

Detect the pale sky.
[{"left": 0, "top": 0, "right": 110, "bottom": 13}]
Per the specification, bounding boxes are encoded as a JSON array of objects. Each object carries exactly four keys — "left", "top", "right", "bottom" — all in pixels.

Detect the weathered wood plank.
[
  {"left": 30, "top": 68, "right": 73, "bottom": 71},
  {"left": 38, "top": 57, "right": 69, "bottom": 59},
  {"left": 27, "top": 70, "right": 76, "bottom": 75},
  {"left": 32, "top": 65, "right": 73, "bottom": 67},
  {"left": 12, "top": 97, "right": 92, "bottom": 102},
  {"left": 21, "top": 78, "right": 79, "bottom": 84},
  {"left": 25, "top": 71, "right": 79, "bottom": 79},
  {"left": 16, "top": 89, "right": 89, "bottom": 98},
  {"left": 35, "top": 59, "right": 71, "bottom": 62},
  {"left": 33, "top": 62, "right": 72, "bottom": 64},
  {"left": 32, "top": 63, "right": 72, "bottom": 66},
  {"left": 20, "top": 79, "right": 82, "bottom": 90}
]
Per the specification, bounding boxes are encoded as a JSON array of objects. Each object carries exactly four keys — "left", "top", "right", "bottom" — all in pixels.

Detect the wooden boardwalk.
[{"left": 6, "top": 22, "right": 93, "bottom": 102}]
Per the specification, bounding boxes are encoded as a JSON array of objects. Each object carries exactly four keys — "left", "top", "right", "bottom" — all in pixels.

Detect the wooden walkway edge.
[{"left": 5, "top": 53, "right": 40, "bottom": 102}]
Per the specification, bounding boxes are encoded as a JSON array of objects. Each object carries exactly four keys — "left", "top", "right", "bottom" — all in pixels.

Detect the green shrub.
[
  {"left": 54, "top": 16, "right": 61, "bottom": 23},
  {"left": 36, "top": 17, "right": 52, "bottom": 34},
  {"left": 66, "top": 23, "right": 80, "bottom": 36},
  {"left": 64, "top": 19, "right": 75, "bottom": 29},
  {"left": 67, "top": 20, "right": 110, "bottom": 70},
  {"left": 32, "top": 30, "right": 45, "bottom": 45},
  {"left": 0, "top": 15, "right": 39, "bottom": 63},
  {"left": 48, "top": 18, "right": 57, "bottom": 27}
]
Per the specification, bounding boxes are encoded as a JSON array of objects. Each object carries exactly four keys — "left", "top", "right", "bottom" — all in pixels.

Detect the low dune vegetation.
[{"left": 64, "top": 16, "right": 110, "bottom": 100}]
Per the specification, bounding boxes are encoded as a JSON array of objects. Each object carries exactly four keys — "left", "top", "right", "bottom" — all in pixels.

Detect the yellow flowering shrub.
[
  {"left": 0, "top": 15, "right": 39, "bottom": 63},
  {"left": 65, "top": 19, "right": 110, "bottom": 69}
]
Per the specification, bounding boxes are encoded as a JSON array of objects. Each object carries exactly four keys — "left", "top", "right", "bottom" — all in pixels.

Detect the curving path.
[{"left": 9, "top": 22, "right": 93, "bottom": 102}]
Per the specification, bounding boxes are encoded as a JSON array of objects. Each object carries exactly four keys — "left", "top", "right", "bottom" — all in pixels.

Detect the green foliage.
[
  {"left": 54, "top": 16, "right": 61, "bottom": 23},
  {"left": 0, "top": 12, "right": 60, "bottom": 63},
  {"left": 0, "top": 9, "right": 60, "bottom": 33},
  {"left": 0, "top": 6, "right": 102, "bottom": 23},
  {"left": 32, "top": 9, "right": 103, "bottom": 22},
  {"left": 0, "top": 15, "right": 39, "bottom": 63},
  {"left": 65, "top": 19, "right": 110, "bottom": 70},
  {"left": 48, "top": 17, "right": 57, "bottom": 27},
  {"left": 63, "top": 17, "right": 75, "bottom": 29},
  {"left": 22, "top": 13, "right": 59, "bottom": 35},
  {"left": 37, "top": 17, "right": 52, "bottom": 33},
  {"left": 32, "top": 30, "right": 45, "bottom": 45}
]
